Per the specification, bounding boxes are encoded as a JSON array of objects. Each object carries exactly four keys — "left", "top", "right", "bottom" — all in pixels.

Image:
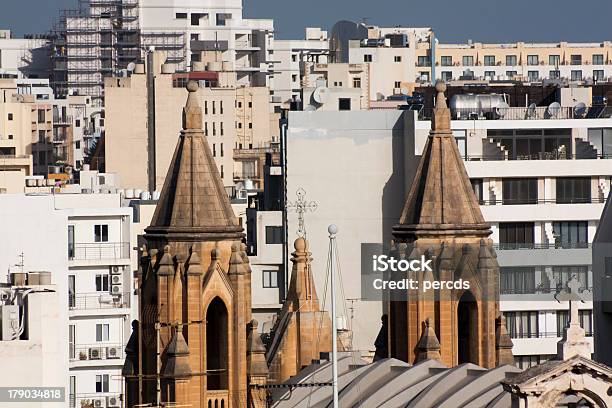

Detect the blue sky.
[{"left": 2, "top": 0, "right": 611, "bottom": 42}]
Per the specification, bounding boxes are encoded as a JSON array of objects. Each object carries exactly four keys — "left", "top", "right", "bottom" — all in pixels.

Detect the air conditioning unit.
[
  {"left": 106, "top": 346, "right": 121, "bottom": 359},
  {"left": 111, "top": 283, "right": 122, "bottom": 295},
  {"left": 92, "top": 398, "right": 106, "bottom": 408},
  {"left": 111, "top": 275, "right": 122, "bottom": 285},
  {"left": 106, "top": 395, "right": 120, "bottom": 407},
  {"left": 110, "top": 265, "right": 121, "bottom": 274},
  {"left": 89, "top": 347, "right": 102, "bottom": 360}
]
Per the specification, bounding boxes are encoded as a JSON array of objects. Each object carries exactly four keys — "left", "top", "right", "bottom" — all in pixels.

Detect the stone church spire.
[
  {"left": 394, "top": 81, "right": 490, "bottom": 241},
  {"left": 388, "top": 81, "right": 508, "bottom": 369}
]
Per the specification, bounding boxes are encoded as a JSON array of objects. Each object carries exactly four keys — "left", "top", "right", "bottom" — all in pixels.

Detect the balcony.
[
  {"left": 72, "top": 393, "right": 122, "bottom": 408},
  {"left": 69, "top": 292, "right": 130, "bottom": 310},
  {"left": 507, "top": 330, "right": 593, "bottom": 339},
  {"left": 53, "top": 114, "right": 72, "bottom": 125},
  {"left": 70, "top": 343, "right": 124, "bottom": 362},
  {"left": 233, "top": 170, "right": 259, "bottom": 181},
  {"left": 207, "top": 390, "right": 229, "bottom": 408},
  {"left": 481, "top": 197, "right": 605, "bottom": 205},
  {"left": 419, "top": 106, "right": 612, "bottom": 121},
  {"left": 69, "top": 242, "right": 130, "bottom": 261},
  {"left": 493, "top": 242, "right": 591, "bottom": 250}
]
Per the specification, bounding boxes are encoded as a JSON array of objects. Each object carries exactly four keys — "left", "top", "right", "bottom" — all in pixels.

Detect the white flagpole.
[{"left": 328, "top": 224, "right": 339, "bottom": 408}]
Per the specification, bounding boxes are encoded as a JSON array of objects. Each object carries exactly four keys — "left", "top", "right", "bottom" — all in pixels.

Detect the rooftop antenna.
[
  {"left": 14, "top": 252, "right": 24, "bottom": 274},
  {"left": 327, "top": 224, "right": 339, "bottom": 408}
]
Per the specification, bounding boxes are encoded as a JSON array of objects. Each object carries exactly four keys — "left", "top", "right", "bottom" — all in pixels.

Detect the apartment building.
[
  {"left": 284, "top": 85, "right": 611, "bottom": 366},
  {"left": 51, "top": 0, "right": 274, "bottom": 106},
  {"left": 0, "top": 30, "right": 50, "bottom": 79},
  {"left": 0, "top": 190, "right": 135, "bottom": 408},
  {"left": 104, "top": 53, "right": 277, "bottom": 191},
  {"left": 0, "top": 276, "right": 68, "bottom": 408},
  {"left": 273, "top": 28, "right": 330, "bottom": 105},
  {"left": 418, "top": 41, "right": 612, "bottom": 83}
]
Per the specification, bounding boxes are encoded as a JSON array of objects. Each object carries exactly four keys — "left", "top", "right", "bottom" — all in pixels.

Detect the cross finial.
[{"left": 288, "top": 188, "right": 318, "bottom": 238}]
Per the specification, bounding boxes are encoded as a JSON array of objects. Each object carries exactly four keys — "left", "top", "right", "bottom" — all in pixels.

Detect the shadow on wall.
[{"left": 381, "top": 111, "right": 418, "bottom": 244}]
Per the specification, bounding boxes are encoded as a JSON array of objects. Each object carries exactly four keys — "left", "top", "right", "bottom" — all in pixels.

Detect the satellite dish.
[
  {"left": 312, "top": 87, "right": 330, "bottom": 104},
  {"left": 526, "top": 103, "right": 537, "bottom": 119},
  {"left": 547, "top": 102, "right": 561, "bottom": 118},
  {"left": 573, "top": 102, "right": 587, "bottom": 118},
  {"left": 400, "top": 87, "right": 409, "bottom": 96},
  {"left": 495, "top": 102, "right": 509, "bottom": 118},
  {"left": 127, "top": 62, "right": 136, "bottom": 72}
]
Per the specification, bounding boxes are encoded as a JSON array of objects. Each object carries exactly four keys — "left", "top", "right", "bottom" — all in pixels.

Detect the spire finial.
[
  {"left": 182, "top": 80, "right": 202, "bottom": 130},
  {"left": 435, "top": 80, "right": 447, "bottom": 109}
]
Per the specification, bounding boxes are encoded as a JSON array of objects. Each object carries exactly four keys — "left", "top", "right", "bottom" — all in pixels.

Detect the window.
[
  {"left": 556, "top": 310, "right": 569, "bottom": 337},
  {"left": 220, "top": 165, "right": 224, "bottom": 179},
  {"left": 552, "top": 266, "right": 590, "bottom": 294},
  {"left": 527, "top": 55, "right": 539, "bottom": 65},
  {"left": 38, "top": 130, "right": 46, "bottom": 143},
  {"left": 593, "top": 54, "right": 604, "bottom": 65},
  {"left": 394, "top": 81, "right": 401, "bottom": 88},
  {"left": 556, "top": 177, "right": 591, "bottom": 204},
  {"left": 484, "top": 71, "right": 495, "bottom": 78},
  {"left": 552, "top": 221, "right": 588, "bottom": 248},
  {"left": 7, "top": 113, "right": 13, "bottom": 121},
  {"left": 501, "top": 267, "right": 536, "bottom": 294},
  {"left": 95, "top": 374, "right": 109, "bottom": 393},
  {"left": 502, "top": 178, "right": 538, "bottom": 205},
  {"left": 579, "top": 310, "right": 593, "bottom": 335},
  {"left": 549, "top": 55, "right": 560, "bottom": 66},
  {"left": 440, "top": 56, "right": 452, "bottom": 66},
  {"left": 38, "top": 109, "right": 45, "bottom": 123},
  {"left": 220, "top": 122, "right": 224, "bottom": 136},
  {"left": 588, "top": 128, "right": 612, "bottom": 157},
  {"left": 191, "top": 13, "right": 206, "bottom": 26},
  {"left": 338, "top": 98, "right": 351, "bottom": 111},
  {"left": 571, "top": 70, "right": 582, "bottom": 81},
  {"left": 506, "top": 55, "right": 517, "bottom": 66},
  {"left": 515, "top": 355, "right": 551, "bottom": 370},
  {"left": 571, "top": 54, "right": 582, "bottom": 65},
  {"left": 505, "top": 311, "right": 538, "bottom": 338},
  {"left": 175, "top": 12, "right": 187, "bottom": 19},
  {"left": 394, "top": 55, "right": 402, "bottom": 62},
  {"left": 220, "top": 143, "right": 224, "bottom": 157},
  {"left": 69, "top": 325, "right": 76, "bottom": 359},
  {"left": 470, "top": 178, "right": 484, "bottom": 204},
  {"left": 94, "top": 224, "right": 109, "bottom": 242},
  {"left": 499, "top": 222, "right": 535, "bottom": 249},
  {"left": 248, "top": 122, "right": 252, "bottom": 129},
  {"left": 265, "top": 226, "right": 283, "bottom": 244},
  {"left": 453, "top": 130, "right": 466, "bottom": 158},
  {"left": 212, "top": 143, "right": 216, "bottom": 157},
  {"left": 262, "top": 270, "right": 278, "bottom": 288},
  {"left": 75, "top": 119, "right": 80, "bottom": 127},
  {"left": 212, "top": 101, "right": 216, "bottom": 114},
  {"left": 462, "top": 55, "right": 474, "bottom": 66},
  {"left": 291, "top": 54, "right": 297, "bottom": 62},
  {"left": 8, "top": 134, "right": 13, "bottom": 140},
  {"left": 190, "top": 33, "right": 199, "bottom": 41},
  {"left": 527, "top": 71, "right": 539, "bottom": 81},
  {"left": 75, "top": 141, "right": 80, "bottom": 149},
  {"left": 594, "top": 70, "right": 605, "bottom": 81},
  {"left": 352, "top": 77, "right": 361, "bottom": 88},
  {"left": 204, "top": 122, "right": 208, "bottom": 136},
  {"left": 363, "top": 54, "right": 372, "bottom": 62},
  {"left": 441, "top": 71, "right": 452, "bottom": 81},
  {"left": 96, "top": 324, "right": 109, "bottom": 342},
  {"left": 212, "top": 122, "right": 216, "bottom": 136},
  {"left": 506, "top": 71, "right": 517, "bottom": 78},
  {"left": 417, "top": 56, "right": 429, "bottom": 66},
  {"left": 216, "top": 13, "right": 231, "bottom": 26},
  {"left": 95, "top": 274, "right": 109, "bottom": 292},
  {"left": 549, "top": 70, "right": 560, "bottom": 79},
  {"left": 68, "top": 225, "right": 75, "bottom": 258},
  {"left": 291, "top": 74, "right": 297, "bottom": 82},
  {"left": 484, "top": 55, "right": 496, "bottom": 66}
]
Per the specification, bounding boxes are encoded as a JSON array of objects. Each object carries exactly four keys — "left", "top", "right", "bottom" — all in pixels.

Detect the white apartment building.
[
  {"left": 272, "top": 28, "right": 329, "bottom": 106},
  {"left": 51, "top": 0, "right": 275, "bottom": 105},
  {"left": 285, "top": 91, "right": 612, "bottom": 366},
  {"left": 0, "top": 190, "right": 136, "bottom": 408},
  {"left": 0, "top": 30, "right": 50, "bottom": 79},
  {"left": 0, "top": 277, "right": 68, "bottom": 408}
]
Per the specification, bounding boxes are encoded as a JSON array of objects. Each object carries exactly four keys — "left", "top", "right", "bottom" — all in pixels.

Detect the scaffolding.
[{"left": 50, "top": 0, "right": 141, "bottom": 107}]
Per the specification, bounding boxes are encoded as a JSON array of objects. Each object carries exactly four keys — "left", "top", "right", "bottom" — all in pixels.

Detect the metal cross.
[{"left": 287, "top": 188, "right": 318, "bottom": 238}]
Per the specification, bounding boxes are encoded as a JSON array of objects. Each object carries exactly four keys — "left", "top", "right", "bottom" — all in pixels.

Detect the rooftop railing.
[
  {"left": 418, "top": 106, "right": 612, "bottom": 121},
  {"left": 480, "top": 197, "right": 605, "bottom": 205}
]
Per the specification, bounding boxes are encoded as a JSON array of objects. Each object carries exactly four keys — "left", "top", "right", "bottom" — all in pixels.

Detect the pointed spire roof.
[
  {"left": 415, "top": 318, "right": 441, "bottom": 362},
  {"left": 394, "top": 81, "right": 490, "bottom": 240},
  {"left": 146, "top": 80, "right": 242, "bottom": 241},
  {"left": 286, "top": 237, "right": 321, "bottom": 312}
]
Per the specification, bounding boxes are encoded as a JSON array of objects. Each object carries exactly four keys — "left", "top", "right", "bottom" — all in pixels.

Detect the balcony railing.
[
  {"left": 508, "top": 331, "right": 593, "bottom": 339},
  {"left": 207, "top": 390, "right": 229, "bottom": 408},
  {"left": 74, "top": 393, "right": 122, "bottom": 408},
  {"left": 419, "top": 106, "right": 612, "bottom": 121},
  {"left": 464, "top": 153, "right": 612, "bottom": 161},
  {"left": 494, "top": 242, "right": 591, "bottom": 250},
  {"left": 69, "top": 292, "right": 130, "bottom": 310},
  {"left": 69, "top": 242, "right": 130, "bottom": 261},
  {"left": 480, "top": 197, "right": 605, "bottom": 205},
  {"left": 501, "top": 286, "right": 593, "bottom": 295},
  {"left": 70, "top": 343, "right": 124, "bottom": 362},
  {"left": 233, "top": 171, "right": 259, "bottom": 180}
]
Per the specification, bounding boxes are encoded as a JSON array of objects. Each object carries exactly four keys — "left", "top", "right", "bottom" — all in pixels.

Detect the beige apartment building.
[
  {"left": 0, "top": 79, "right": 56, "bottom": 191},
  {"left": 104, "top": 53, "right": 277, "bottom": 192},
  {"left": 416, "top": 41, "right": 612, "bottom": 83}
]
